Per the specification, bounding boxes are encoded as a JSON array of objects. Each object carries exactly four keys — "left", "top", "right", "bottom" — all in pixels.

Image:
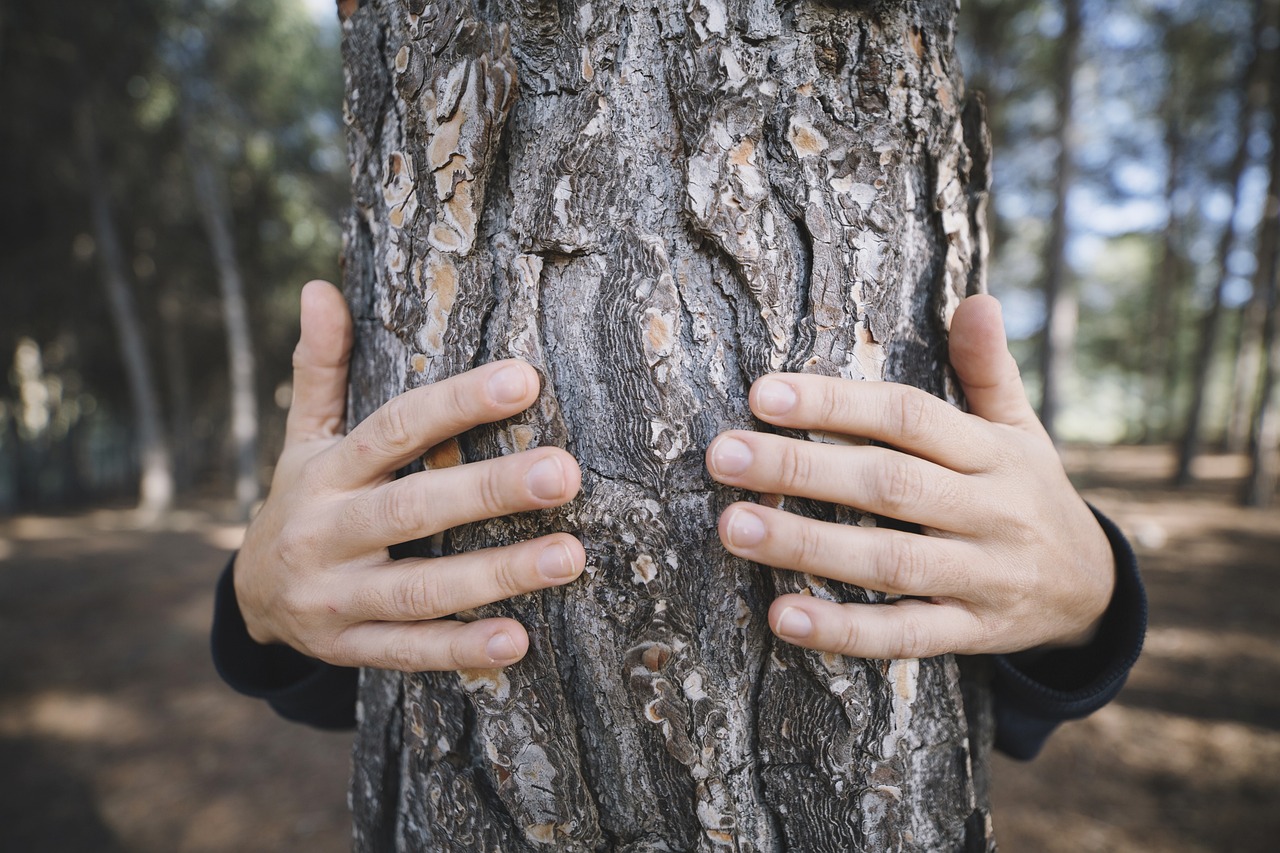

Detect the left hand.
[{"left": 705, "top": 294, "right": 1115, "bottom": 659}]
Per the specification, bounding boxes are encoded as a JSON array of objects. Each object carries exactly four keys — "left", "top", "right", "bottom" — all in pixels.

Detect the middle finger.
[{"left": 706, "top": 431, "right": 982, "bottom": 532}]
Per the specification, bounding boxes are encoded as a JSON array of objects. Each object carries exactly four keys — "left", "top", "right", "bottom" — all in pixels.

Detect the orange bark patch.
[
  {"left": 423, "top": 437, "right": 463, "bottom": 470},
  {"left": 646, "top": 313, "right": 672, "bottom": 353},
  {"left": 338, "top": 0, "right": 357, "bottom": 21}
]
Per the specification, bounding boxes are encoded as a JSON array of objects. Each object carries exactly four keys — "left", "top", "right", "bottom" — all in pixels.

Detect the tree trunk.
[
  {"left": 1036, "top": 0, "right": 1081, "bottom": 443},
  {"left": 1244, "top": 49, "right": 1280, "bottom": 508},
  {"left": 75, "top": 100, "right": 174, "bottom": 518},
  {"left": 1174, "top": 0, "right": 1270, "bottom": 485},
  {"left": 159, "top": 278, "right": 195, "bottom": 492},
  {"left": 184, "top": 131, "right": 261, "bottom": 519},
  {"left": 340, "top": 0, "right": 993, "bottom": 848},
  {"left": 1140, "top": 110, "right": 1185, "bottom": 444}
]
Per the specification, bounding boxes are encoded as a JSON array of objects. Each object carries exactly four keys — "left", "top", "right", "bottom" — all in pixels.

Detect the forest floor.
[{"left": 0, "top": 444, "right": 1276, "bottom": 852}]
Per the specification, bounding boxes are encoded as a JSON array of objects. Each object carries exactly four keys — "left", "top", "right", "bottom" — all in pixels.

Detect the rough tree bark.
[{"left": 339, "top": 0, "right": 993, "bottom": 848}]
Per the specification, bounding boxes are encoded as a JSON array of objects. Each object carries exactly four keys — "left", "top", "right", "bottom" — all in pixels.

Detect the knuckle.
[
  {"left": 386, "top": 632, "right": 423, "bottom": 672},
  {"left": 375, "top": 396, "right": 416, "bottom": 455},
  {"left": 494, "top": 549, "right": 532, "bottom": 599},
  {"left": 881, "top": 536, "right": 926, "bottom": 594},
  {"left": 818, "top": 382, "right": 850, "bottom": 427},
  {"left": 384, "top": 483, "right": 426, "bottom": 536},
  {"left": 443, "top": 376, "right": 479, "bottom": 424},
  {"left": 777, "top": 443, "right": 814, "bottom": 493},
  {"left": 896, "top": 614, "right": 933, "bottom": 658},
  {"left": 393, "top": 571, "right": 442, "bottom": 619},
  {"left": 879, "top": 456, "right": 926, "bottom": 515},
  {"left": 894, "top": 390, "right": 936, "bottom": 445},
  {"left": 477, "top": 466, "right": 512, "bottom": 518},
  {"left": 276, "top": 522, "right": 323, "bottom": 569},
  {"left": 792, "top": 523, "right": 827, "bottom": 573},
  {"left": 837, "top": 613, "right": 865, "bottom": 657},
  {"left": 447, "top": 631, "right": 472, "bottom": 670}
]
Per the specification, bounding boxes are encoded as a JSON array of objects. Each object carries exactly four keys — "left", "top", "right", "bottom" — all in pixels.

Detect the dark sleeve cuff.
[
  {"left": 991, "top": 504, "right": 1147, "bottom": 760},
  {"left": 211, "top": 555, "right": 358, "bottom": 730}
]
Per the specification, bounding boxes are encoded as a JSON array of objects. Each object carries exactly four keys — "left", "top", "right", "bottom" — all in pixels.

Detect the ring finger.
[{"left": 719, "top": 502, "right": 979, "bottom": 599}]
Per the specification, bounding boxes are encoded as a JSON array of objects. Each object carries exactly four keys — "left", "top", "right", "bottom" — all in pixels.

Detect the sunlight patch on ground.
[
  {"left": 1143, "top": 627, "right": 1280, "bottom": 667},
  {"left": 0, "top": 691, "right": 146, "bottom": 744},
  {"left": 201, "top": 524, "right": 246, "bottom": 551}
]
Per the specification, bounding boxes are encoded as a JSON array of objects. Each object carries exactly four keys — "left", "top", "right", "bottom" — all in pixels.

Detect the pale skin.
[{"left": 235, "top": 279, "right": 1115, "bottom": 672}]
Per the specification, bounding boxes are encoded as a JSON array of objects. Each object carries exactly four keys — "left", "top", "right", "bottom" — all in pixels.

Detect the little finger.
[
  {"left": 344, "top": 534, "right": 585, "bottom": 623},
  {"left": 767, "top": 595, "right": 986, "bottom": 659},
  {"left": 327, "top": 617, "right": 531, "bottom": 671}
]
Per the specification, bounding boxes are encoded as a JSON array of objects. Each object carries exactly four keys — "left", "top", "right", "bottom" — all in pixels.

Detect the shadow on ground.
[{"left": 0, "top": 445, "right": 1275, "bottom": 851}]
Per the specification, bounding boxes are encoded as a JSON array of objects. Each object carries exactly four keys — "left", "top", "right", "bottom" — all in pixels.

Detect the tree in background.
[
  {"left": 1175, "top": 0, "right": 1274, "bottom": 486},
  {"left": 0, "top": 0, "right": 345, "bottom": 512},
  {"left": 340, "top": 0, "right": 994, "bottom": 847}
]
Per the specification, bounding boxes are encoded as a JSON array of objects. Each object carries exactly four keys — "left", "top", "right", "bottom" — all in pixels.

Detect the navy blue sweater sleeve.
[
  {"left": 989, "top": 505, "right": 1147, "bottom": 760},
  {"left": 211, "top": 557, "right": 357, "bottom": 729},
  {"left": 210, "top": 505, "right": 1145, "bottom": 751}
]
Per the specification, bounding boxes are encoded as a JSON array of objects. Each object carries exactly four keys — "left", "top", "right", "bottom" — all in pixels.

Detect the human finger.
[
  {"left": 706, "top": 432, "right": 982, "bottom": 532},
  {"left": 948, "top": 295, "right": 1041, "bottom": 431},
  {"left": 343, "top": 534, "right": 585, "bottom": 622},
  {"left": 718, "top": 503, "right": 978, "bottom": 599},
  {"left": 327, "top": 617, "right": 531, "bottom": 671},
  {"left": 335, "top": 448, "right": 581, "bottom": 551},
  {"left": 767, "top": 595, "right": 986, "bottom": 659},
  {"left": 746, "top": 373, "right": 995, "bottom": 473},
  {"left": 286, "top": 280, "right": 355, "bottom": 443},
  {"left": 318, "top": 359, "right": 541, "bottom": 489}
]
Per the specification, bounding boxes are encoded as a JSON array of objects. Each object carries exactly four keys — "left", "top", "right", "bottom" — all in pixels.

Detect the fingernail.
[
  {"left": 726, "top": 508, "right": 766, "bottom": 548},
  {"left": 710, "top": 437, "right": 753, "bottom": 477},
  {"left": 755, "top": 378, "right": 797, "bottom": 416},
  {"left": 488, "top": 364, "right": 530, "bottom": 404},
  {"left": 486, "top": 632, "right": 519, "bottom": 664},
  {"left": 526, "top": 455, "right": 566, "bottom": 500},
  {"left": 537, "top": 542, "right": 578, "bottom": 581},
  {"left": 776, "top": 607, "right": 813, "bottom": 640}
]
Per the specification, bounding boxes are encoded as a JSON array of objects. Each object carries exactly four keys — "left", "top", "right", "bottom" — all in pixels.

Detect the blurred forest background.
[
  {"left": 1, "top": 0, "right": 1278, "bottom": 851},
  {"left": 4, "top": 0, "right": 1280, "bottom": 516}
]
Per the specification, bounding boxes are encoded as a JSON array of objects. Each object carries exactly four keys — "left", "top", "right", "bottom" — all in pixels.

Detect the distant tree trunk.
[
  {"left": 1141, "top": 111, "right": 1185, "bottom": 444},
  {"left": 341, "top": 0, "right": 993, "bottom": 848},
  {"left": 159, "top": 278, "right": 195, "bottom": 492},
  {"left": 1174, "top": 2, "right": 1268, "bottom": 485},
  {"left": 1227, "top": 1, "right": 1280, "bottom": 456},
  {"left": 75, "top": 100, "right": 174, "bottom": 518},
  {"left": 1244, "top": 58, "right": 1280, "bottom": 507},
  {"left": 1037, "top": 0, "right": 1081, "bottom": 442},
  {"left": 184, "top": 134, "right": 261, "bottom": 519}
]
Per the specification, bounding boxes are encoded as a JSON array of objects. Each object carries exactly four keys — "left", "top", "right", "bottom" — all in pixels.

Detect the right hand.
[{"left": 234, "top": 280, "right": 584, "bottom": 671}]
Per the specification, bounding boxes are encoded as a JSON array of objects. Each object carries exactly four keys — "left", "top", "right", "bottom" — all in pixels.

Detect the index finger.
[
  {"left": 747, "top": 374, "right": 997, "bottom": 473},
  {"left": 316, "top": 359, "right": 541, "bottom": 489}
]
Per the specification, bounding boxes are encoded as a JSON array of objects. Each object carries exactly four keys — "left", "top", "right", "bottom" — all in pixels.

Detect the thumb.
[
  {"left": 285, "top": 280, "right": 353, "bottom": 442},
  {"left": 949, "top": 294, "right": 1040, "bottom": 431}
]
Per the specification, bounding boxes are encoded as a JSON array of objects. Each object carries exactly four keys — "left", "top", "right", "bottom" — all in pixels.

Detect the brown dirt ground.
[{"left": 0, "top": 445, "right": 1276, "bottom": 852}]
